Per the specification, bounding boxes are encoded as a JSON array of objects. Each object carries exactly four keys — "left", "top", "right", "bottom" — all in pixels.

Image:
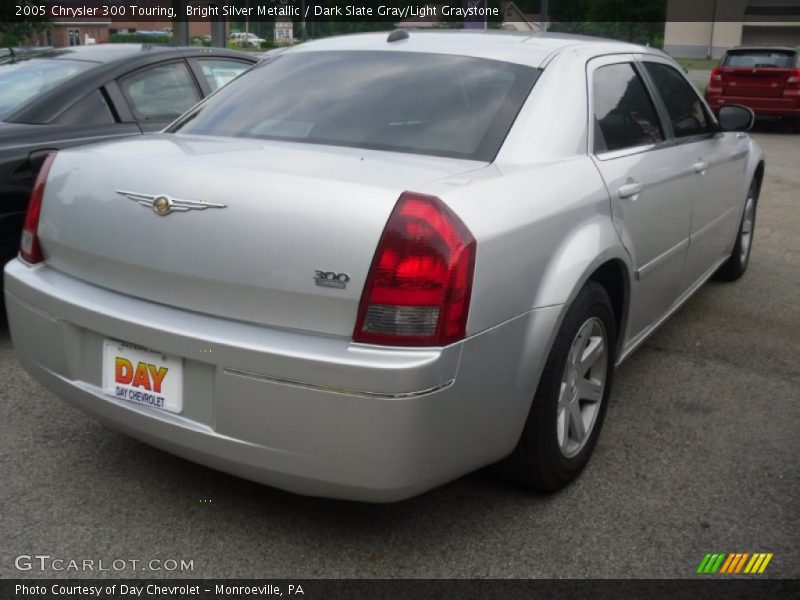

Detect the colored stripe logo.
[{"left": 697, "top": 552, "right": 773, "bottom": 574}]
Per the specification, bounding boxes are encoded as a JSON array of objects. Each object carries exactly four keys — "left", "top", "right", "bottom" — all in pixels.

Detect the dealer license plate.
[{"left": 102, "top": 340, "right": 183, "bottom": 414}]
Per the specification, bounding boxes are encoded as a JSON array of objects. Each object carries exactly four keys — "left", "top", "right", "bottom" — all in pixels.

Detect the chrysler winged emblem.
[{"left": 116, "top": 190, "right": 227, "bottom": 216}]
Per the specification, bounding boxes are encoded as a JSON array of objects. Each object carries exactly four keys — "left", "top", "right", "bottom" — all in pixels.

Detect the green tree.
[
  {"left": 548, "top": 0, "right": 666, "bottom": 47},
  {"left": 0, "top": 2, "right": 49, "bottom": 48}
]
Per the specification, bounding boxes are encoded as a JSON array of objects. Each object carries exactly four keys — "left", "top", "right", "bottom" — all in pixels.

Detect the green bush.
[{"left": 110, "top": 33, "right": 171, "bottom": 44}]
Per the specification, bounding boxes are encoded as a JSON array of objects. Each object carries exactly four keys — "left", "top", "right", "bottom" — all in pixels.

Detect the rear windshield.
[
  {"left": 172, "top": 51, "right": 539, "bottom": 161},
  {"left": 0, "top": 58, "right": 94, "bottom": 119},
  {"left": 723, "top": 50, "right": 797, "bottom": 68}
]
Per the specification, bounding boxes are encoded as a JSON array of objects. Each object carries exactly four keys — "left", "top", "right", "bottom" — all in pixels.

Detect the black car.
[{"left": 0, "top": 44, "right": 257, "bottom": 270}]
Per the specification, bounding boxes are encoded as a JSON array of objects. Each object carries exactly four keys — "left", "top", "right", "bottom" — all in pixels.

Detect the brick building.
[{"left": 27, "top": 19, "right": 223, "bottom": 47}]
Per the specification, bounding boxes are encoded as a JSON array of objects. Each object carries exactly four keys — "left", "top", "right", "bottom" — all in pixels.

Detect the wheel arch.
[
  {"left": 753, "top": 159, "right": 765, "bottom": 199},
  {"left": 502, "top": 225, "right": 633, "bottom": 444},
  {"left": 586, "top": 259, "right": 630, "bottom": 356},
  {"left": 528, "top": 217, "right": 633, "bottom": 358}
]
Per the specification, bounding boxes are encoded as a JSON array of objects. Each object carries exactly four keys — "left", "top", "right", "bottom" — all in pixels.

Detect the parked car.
[
  {"left": 4, "top": 32, "right": 764, "bottom": 502},
  {"left": 230, "top": 32, "right": 266, "bottom": 48},
  {"left": 706, "top": 46, "right": 800, "bottom": 132},
  {"left": 0, "top": 44, "right": 257, "bottom": 278}
]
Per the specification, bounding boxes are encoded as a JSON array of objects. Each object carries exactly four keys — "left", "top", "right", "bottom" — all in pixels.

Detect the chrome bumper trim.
[{"left": 223, "top": 367, "right": 455, "bottom": 399}]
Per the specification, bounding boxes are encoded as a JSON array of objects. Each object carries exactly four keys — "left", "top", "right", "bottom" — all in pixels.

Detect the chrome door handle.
[
  {"left": 618, "top": 181, "right": 643, "bottom": 199},
  {"left": 693, "top": 161, "right": 709, "bottom": 174}
]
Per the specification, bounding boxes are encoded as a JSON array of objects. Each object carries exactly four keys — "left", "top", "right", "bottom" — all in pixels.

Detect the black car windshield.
[
  {"left": 723, "top": 50, "right": 796, "bottom": 68},
  {"left": 172, "top": 51, "right": 539, "bottom": 161},
  {"left": 0, "top": 58, "right": 94, "bottom": 119}
]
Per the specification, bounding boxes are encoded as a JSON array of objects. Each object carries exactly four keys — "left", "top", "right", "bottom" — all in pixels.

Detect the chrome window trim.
[{"left": 595, "top": 139, "right": 675, "bottom": 162}]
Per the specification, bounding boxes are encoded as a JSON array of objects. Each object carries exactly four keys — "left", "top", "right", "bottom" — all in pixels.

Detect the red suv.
[{"left": 706, "top": 46, "right": 800, "bottom": 132}]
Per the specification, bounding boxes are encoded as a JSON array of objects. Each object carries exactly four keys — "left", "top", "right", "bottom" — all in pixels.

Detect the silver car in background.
[{"left": 5, "top": 32, "right": 764, "bottom": 502}]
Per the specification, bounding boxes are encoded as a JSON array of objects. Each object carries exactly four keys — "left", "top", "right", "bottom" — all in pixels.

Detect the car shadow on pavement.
[
  {"left": 68, "top": 416, "right": 552, "bottom": 541},
  {"left": 0, "top": 306, "right": 8, "bottom": 339},
  {"left": 750, "top": 117, "right": 798, "bottom": 135}
]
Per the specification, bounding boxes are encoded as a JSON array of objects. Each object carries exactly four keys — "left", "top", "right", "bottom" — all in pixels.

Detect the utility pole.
[
  {"left": 210, "top": 1, "right": 226, "bottom": 48},
  {"left": 541, "top": 0, "right": 549, "bottom": 32},
  {"left": 171, "top": 0, "right": 189, "bottom": 45},
  {"left": 707, "top": 0, "right": 719, "bottom": 59},
  {"left": 245, "top": 0, "right": 249, "bottom": 43}
]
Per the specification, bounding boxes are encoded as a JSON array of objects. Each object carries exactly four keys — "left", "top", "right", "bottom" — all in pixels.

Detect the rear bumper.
[
  {"left": 4, "top": 259, "right": 560, "bottom": 502},
  {"left": 706, "top": 92, "right": 800, "bottom": 117}
]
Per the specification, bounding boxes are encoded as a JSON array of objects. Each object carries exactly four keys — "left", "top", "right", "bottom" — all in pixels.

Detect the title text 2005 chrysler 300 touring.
[{"left": 5, "top": 32, "right": 764, "bottom": 502}]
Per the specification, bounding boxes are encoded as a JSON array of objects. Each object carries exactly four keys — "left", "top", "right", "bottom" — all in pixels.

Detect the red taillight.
[
  {"left": 710, "top": 66, "right": 723, "bottom": 83},
  {"left": 785, "top": 69, "right": 800, "bottom": 90},
  {"left": 20, "top": 153, "right": 56, "bottom": 264},
  {"left": 353, "top": 192, "right": 476, "bottom": 347}
]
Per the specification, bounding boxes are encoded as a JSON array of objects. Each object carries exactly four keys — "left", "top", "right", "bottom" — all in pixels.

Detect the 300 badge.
[{"left": 314, "top": 270, "right": 350, "bottom": 290}]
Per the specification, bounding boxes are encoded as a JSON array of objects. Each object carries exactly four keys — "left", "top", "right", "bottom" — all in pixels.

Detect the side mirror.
[{"left": 717, "top": 104, "right": 755, "bottom": 132}]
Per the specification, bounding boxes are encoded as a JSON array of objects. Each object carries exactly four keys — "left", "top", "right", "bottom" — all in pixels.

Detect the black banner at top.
[{"left": 4, "top": 0, "right": 800, "bottom": 24}]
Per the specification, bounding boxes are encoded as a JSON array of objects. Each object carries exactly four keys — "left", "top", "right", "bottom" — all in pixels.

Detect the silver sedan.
[{"left": 4, "top": 31, "right": 765, "bottom": 502}]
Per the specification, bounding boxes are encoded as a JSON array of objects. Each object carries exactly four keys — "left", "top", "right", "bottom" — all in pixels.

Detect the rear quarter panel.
[{"left": 429, "top": 157, "right": 629, "bottom": 338}]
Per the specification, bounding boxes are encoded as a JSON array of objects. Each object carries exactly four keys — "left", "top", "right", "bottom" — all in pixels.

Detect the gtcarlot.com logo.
[
  {"left": 696, "top": 552, "right": 773, "bottom": 575},
  {"left": 14, "top": 555, "right": 194, "bottom": 572}
]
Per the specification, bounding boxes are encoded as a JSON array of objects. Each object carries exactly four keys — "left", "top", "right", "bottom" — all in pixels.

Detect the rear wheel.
[
  {"left": 499, "top": 281, "right": 616, "bottom": 492},
  {"left": 715, "top": 179, "right": 758, "bottom": 281}
]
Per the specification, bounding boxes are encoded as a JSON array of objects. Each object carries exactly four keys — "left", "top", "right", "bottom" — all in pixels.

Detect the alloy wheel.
[
  {"left": 557, "top": 317, "right": 609, "bottom": 458},
  {"left": 740, "top": 190, "right": 756, "bottom": 265}
]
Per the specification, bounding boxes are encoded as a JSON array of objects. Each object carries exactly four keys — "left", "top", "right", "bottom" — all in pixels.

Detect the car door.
[
  {"left": 640, "top": 60, "right": 750, "bottom": 288},
  {"left": 588, "top": 56, "right": 695, "bottom": 343},
  {"left": 116, "top": 60, "right": 203, "bottom": 133}
]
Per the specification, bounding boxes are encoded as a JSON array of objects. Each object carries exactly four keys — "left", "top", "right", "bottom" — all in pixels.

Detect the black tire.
[
  {"left": 498, "top": 281, "right": 617, "bottom": 492},
  {"left": 715, "top": 179, "right": 759, "bottom": 282}
]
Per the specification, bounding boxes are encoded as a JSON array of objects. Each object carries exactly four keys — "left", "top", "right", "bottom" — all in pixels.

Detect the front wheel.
[
  {"left": 498, "top": 281, "right": 616, "bottom": 492},
  {"left": 715, "top": 179, "right": 758, "bottom": 282}
]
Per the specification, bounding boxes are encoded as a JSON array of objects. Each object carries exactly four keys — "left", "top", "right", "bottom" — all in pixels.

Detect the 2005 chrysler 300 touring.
[{"left": 5, "top": 32, "right": 765, "bottom": 502}]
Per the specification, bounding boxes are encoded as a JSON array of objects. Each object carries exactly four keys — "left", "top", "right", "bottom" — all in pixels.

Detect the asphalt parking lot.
[{"left": 1, "top": 125, "right": 798, "bottom": 580}]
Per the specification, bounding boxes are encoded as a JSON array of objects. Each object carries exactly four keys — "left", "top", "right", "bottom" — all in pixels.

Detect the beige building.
[
  {"left": 397, "top": 1, "right": 540, "bottom": 31},
  {"left": 665, "top": 0, "right": 800, "bottom": 58},
  {"left": 498, "top": 1, "right": 541, "bottom": 32}
]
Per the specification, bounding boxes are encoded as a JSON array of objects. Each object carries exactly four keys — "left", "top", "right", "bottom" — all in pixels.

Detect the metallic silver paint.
[{"left": 4, "top": 32, "right": 766, "bottom": 501}]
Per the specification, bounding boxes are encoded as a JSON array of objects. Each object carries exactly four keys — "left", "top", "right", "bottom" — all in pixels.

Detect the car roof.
[
  {"left": 726, "top": 46, "right": 799, "bottom": 53},
  {"left": 283, "top": 30, "right": 654, "bottom": 68},
  {"left": 7, "top": 44, "right": 253, "bottom": 64}
]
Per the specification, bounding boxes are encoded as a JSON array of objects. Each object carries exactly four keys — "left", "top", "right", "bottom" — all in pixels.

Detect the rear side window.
[
  {"left": 723, "top": 50, "right": 796, "bottom": 68},
  {"left": 55, "top": 89, "right": 116, "bottom": 125},
  {"left": 642, "top": 62, "right": 713, "bottom": 138},
  {"left": 592, "top": 63, "right": 664, "bottom": 153},
  {"left": 172, "top": 51, "right": 540, "bottom": 162},
  {"left": 0, "top": 58, "right": 94, "bottom": 119},
  {"left": 119, "top": 61, "right": 200, "bottom": 121},
  {"left": 196, "top": 59, "right": 249, "bottom": 91}
]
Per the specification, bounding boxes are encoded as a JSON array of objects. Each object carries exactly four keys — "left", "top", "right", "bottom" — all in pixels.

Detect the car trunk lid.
[{"left": 37, "top": 134, "right": 484, "bottom": 337}]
